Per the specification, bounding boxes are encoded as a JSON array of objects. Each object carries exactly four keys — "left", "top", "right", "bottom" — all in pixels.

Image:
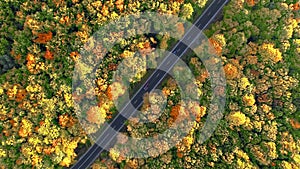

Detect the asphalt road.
[{"left": 70, "top": 0, "right": 229, "bottom": 168}]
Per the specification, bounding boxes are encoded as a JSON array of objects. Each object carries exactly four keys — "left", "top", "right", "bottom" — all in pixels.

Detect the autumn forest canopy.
[{"left": 0, "top": 0, "right": 300, "bottom": 168}]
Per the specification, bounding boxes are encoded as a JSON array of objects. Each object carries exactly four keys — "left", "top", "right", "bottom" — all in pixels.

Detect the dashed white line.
[{"left": 72, "top": 0, "right": 229, "bottom": 168}]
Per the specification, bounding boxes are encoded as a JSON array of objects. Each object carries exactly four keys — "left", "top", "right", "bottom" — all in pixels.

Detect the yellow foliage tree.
[
  {"left": 86, "top": 106, "right": 107, "bottom": 125},
  {"left": 239, "top": 77, "right": 251, "bottom": 90},
  {"left": 243, "top": 94, "right": 256, "bottom": 106},
  {"left": 18, "top": 118, "right": 33, "bottom": 138},
  {"left": 228, "top": 111, "right": 248, "bottom": 126},
  {"left": 259, "top": 43, "right": 282, "bottom": 63},
  {"left": 180, "top": 3, "right": 194, "bottom": 19},
  {"left": 106, "top": 82, "right": 126, "bottom": 101}
]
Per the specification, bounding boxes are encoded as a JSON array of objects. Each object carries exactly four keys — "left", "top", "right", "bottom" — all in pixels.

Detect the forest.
[{"left": 0, "top": 0, "right": 299, "bottom": 168}]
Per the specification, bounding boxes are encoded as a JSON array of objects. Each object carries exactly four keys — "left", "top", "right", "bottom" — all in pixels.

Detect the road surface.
[{"left": 70, "top": 0, "right": 229, "bottom": 168}]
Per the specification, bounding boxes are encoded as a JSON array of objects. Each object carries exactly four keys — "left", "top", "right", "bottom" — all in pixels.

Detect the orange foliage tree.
[
  {"left": 33, "top": 32, "right": 53, "bottom": 44},
  {"left": 170, "top": 104, "right": 181, "bottom": 121},
  {"left": 177, "top": 22, "right": 185, "bottom": 37},
  {"left": 290, "top": 119, "right": 300, "bottom": 129},
  {"left": 44, "top": 48, "right": 54, "bottom": 60},
  {"left": 209, "top": 38, "right": 222, "bottom": 56},
  {"left": 292, "top": 2, "right": 299, "bottom": 11},
  {"left": 246, "top": 0, "right": 256, "bottom": 6},
  {"left": 224, "top": 63, "right": 239, "bottom": 79}
]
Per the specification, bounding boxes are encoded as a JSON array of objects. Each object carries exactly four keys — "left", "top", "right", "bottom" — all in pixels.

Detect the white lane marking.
[
  {"left": 197, "top": 23, "right": 202, "bottom": 28},
  {"left": 156, "top": 73, "right": 160, "bottom": 78},
  {"left": 74, "top": 1, "right": 229, "bottom": 168}
]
